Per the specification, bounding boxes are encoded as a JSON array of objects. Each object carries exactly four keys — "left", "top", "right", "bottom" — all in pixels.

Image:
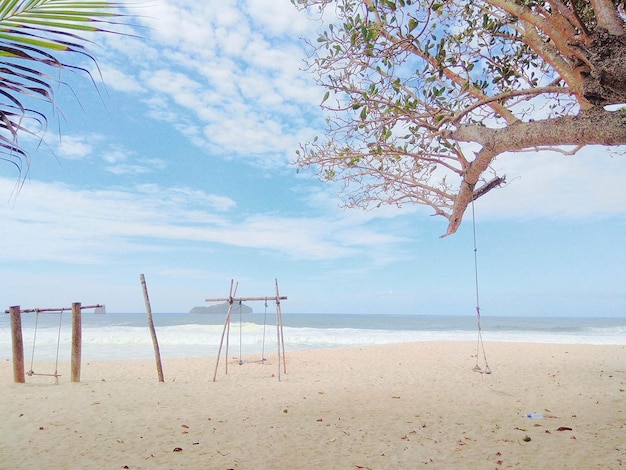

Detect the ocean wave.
[{"left": 1, "top": 317, "right": 624, "bottom": 362}]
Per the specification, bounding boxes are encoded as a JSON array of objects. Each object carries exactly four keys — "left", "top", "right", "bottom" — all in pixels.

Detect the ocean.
[{"left": 0, "top": 312, "right": 624, "bottom": 362}]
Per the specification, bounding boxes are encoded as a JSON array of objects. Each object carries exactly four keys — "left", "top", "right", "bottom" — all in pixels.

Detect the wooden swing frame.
[
  {"left": 209, "top": 279, "right": 287, "bottom": 382},
  {"left": 7, "top": 303, "right": 103, "bottom": 383}
]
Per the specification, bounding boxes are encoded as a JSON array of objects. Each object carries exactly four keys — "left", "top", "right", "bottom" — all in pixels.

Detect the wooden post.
[
  {"left": 274, "top": 279, "right": 287, "bottom": 382},
  {"left": 71, "top": 302, "right": 82, "bottom": 382},
  {"left": 213, "top": 280, "right": 237, "bottom": 382},
  {"left": 10, "top": 306, "right": 25, "bottom": 384},
  {"left": 140, "top": 274, "right": 165, "bottom": 382}
]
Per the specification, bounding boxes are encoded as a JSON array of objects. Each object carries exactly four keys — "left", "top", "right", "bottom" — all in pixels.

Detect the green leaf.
[
  {"left": 0, "top": 32, "right": 69, "bottom": 50},
  {"left": 0, "top": 0, "right": 131, "bottom": 170}
]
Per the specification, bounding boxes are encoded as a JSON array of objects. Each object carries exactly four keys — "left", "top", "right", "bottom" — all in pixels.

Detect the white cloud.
[
  {"left": 98, "top": 0, "right": 323, "bottom": 171},
  {"left": 90, "top": 0, "right": 626, "bottom": 226},
  {"left": 55, "top": 135, "right": 95, "bottom": 159},
  {"left": 102, "top": 148, "right": 128, "bottom": 164},
  {"left": 104, "top": 163, "right": 152, "bottom": 175},
  {"left": 99, "top": 64, "right": 144, "bottom": 93},
  {"left": 0, "top": 177, "right": 407, "bottom": 265},
  {"left": 100, "top": 146, "right": 168, "bottom": 175},
  {"left": 477, "top": 146, "right": 626, "bottom": 220}
]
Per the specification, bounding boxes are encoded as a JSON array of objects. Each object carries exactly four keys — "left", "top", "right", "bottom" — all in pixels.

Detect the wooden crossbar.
[
  {"left": 205, "top": 296, "right": 287, "bottom": 303},
  {"left": 4, "top": 304, "right": 104, "bottom": 314}
]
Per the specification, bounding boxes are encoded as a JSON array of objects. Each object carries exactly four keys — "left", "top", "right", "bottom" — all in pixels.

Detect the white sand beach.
[{"left": 1, "top": 341, "right": 624, "bottom": 469}]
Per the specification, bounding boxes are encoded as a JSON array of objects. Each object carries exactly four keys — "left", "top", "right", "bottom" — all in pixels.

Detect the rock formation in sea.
[{"left": 189, "top": 302, "right": 253, "bottom": 314}]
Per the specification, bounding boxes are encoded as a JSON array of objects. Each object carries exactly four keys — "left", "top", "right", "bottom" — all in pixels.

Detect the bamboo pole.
[
  {"left": 206, "top": 296, "right": 288, "bottom": 302},
  {"left": 213, "top": 280, "right": 237, "bottom": 381},
  {"left": 275, "top": 299, "right": 281, "bottom": 381},
  {"left": 10, "top": 306, "right": 25, "bottom": 384},
  {"left": 276, "top": 279, "right": 287, "bottom": 376},
  {"left": 4, "top": 305, "right": 102, "bottom": 315},
  {"left": 71, "top": 302, "right": 82, "bottom": 382},
  {"left": 140, "top": 274, "right": 165, "bottom": 382},
  {"left": 225, "top": 303, "right": 232, "bottom": 374}
]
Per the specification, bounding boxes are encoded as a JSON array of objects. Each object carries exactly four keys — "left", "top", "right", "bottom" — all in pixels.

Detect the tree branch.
[
  {"left": 369, "top": 7, "right": 519, "bottom": 125},
  {"left": 447, "top": 86, "right": 573, "bottom": 125},
  {"left": 448, "top": 107, "right": 626, "bottom": 151},
  {"left": 591, "top": 0, "right": 626, "bottom": 35},
  {"left": 442, "top": 107, "right": 626, "bottom": 236},
  {"left": 472, "top": 176, "right": 507, "bottom": 201}
]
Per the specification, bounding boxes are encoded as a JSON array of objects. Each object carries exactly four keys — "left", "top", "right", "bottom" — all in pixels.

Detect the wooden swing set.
[
  {"left": 7, "top": 302, "right": 103, "bottom": 384},
  {"left": 208, "top": 279, "right": 287, "bottom": 382}
]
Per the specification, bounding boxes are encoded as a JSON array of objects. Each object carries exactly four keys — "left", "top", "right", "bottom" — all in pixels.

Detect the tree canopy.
[
  {"left": 0, "top": 0, "right": 129, "bottom": 172},
  {"left": 292, "top": 0, "right": 626, "bottom": 236}
]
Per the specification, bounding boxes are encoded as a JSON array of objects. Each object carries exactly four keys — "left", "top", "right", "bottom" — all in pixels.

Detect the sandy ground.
[{"left": 1, "top": 341, "right": 624, "bottom": 469}]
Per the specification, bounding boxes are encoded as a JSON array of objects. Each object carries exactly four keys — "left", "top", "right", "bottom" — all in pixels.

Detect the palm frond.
[{"left": 0, "top": 0, "right": 130, "bottom": 170}]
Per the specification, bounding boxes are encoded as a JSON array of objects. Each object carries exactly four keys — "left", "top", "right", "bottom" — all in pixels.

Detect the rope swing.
[
  {"left": 211, "top": 279, "right": 287, "bottom": 381},
  {"left": 27, "top": 308, "right": 65, "bottom": 384},
  {"left": 261, "top": 298, "right": 268, "bottom": 362},
  {"left": 238, "top": 300, "right": 243, "bottom": 365},
  {"left": 470, "top": 198, "right": 491, "bottom": 375}
]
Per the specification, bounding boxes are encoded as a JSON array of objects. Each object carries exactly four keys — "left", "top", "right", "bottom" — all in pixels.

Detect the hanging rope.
[
  {"left": 27, "top": 310, "right": 40, "bottom": 376},
  {"left": 471, "top": 198, "right": 491, "bottom": 375},
  {"left": 261, "top": 298, "right": 268, "bottom": 362},
  {"left": 238, "top": 300, "right": 243, "bottom": 365},
  {"left": 53, "top": 310, "right": 64, "bottom": 381},
  {"left": 27, "top": 309, "right": 64, "bottom": 383}
]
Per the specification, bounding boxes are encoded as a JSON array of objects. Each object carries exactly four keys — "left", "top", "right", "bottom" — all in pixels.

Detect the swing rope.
[
  {"left": 27, "top": 309, "right": 64, "bottom": 383},
  {"left": 261, "top": 298, "right": 268, "bottom": 362},
  {"left": 238, "top": 301, "right": 243, "bottom": 365},
  {"left": 470, "top": 198, "right": 491, "bottom": 375},
  {"left": 53, "top": 310, "right": 64, "bottom": 380},
  {"left": 27, "top": 310, "right": 40, "bottom": 376}
]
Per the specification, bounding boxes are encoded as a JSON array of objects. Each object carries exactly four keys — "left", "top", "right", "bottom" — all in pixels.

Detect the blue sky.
[{"left": 0, "top": 1, "right": 624, "bottom": 317}]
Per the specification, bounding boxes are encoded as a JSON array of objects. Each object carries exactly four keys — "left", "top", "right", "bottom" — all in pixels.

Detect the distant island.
[{"left": 189, "top": 302, "right": 253, "bottom": 314}]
